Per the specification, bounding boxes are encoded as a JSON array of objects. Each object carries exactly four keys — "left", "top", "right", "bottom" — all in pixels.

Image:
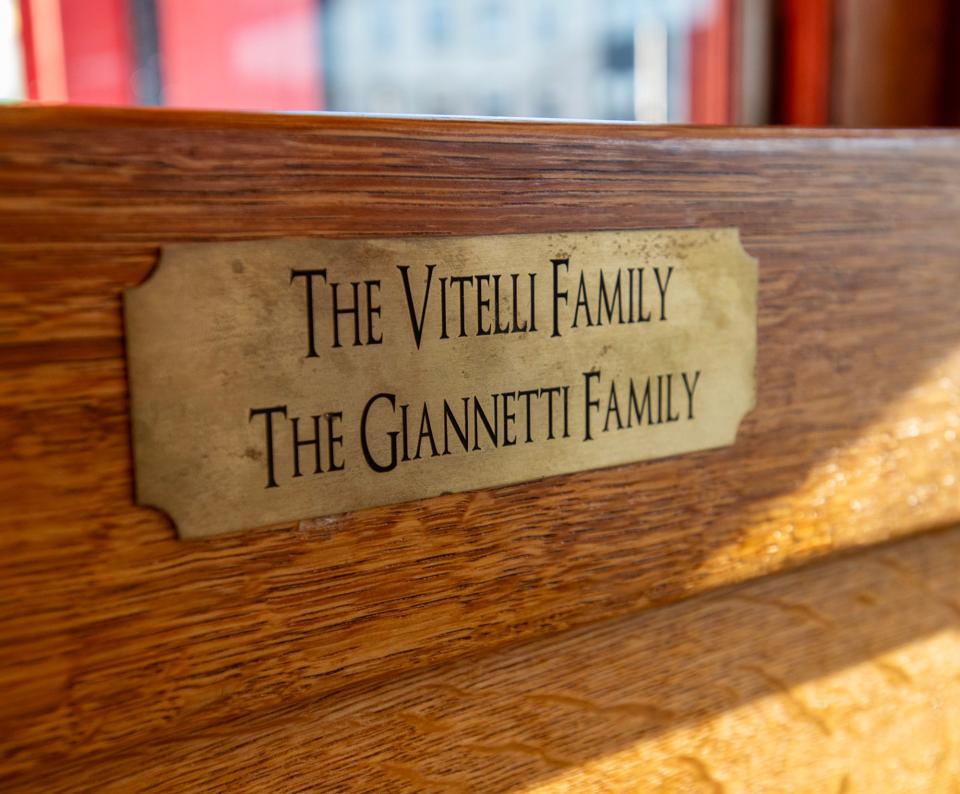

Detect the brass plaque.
[{"left": 125, "top": 229, "right": 757, "bottom": 538}]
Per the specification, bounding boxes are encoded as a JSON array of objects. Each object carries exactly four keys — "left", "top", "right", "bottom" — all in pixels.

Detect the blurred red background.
[{"left": 9, "top": 0, "right": 959, "bottom": 125}]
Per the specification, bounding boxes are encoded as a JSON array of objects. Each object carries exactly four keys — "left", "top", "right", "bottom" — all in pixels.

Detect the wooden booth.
[{"left": 1, "top": 107, "right": 960, "bottom": 790}]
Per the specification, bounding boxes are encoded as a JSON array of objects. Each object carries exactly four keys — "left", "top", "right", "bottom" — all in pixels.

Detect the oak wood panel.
[
  {"left": 2, "top": 108, "right": 960, "bottom": 779},
  {"left": 8, "top": 524, "right": 960, "bottom": 792}
]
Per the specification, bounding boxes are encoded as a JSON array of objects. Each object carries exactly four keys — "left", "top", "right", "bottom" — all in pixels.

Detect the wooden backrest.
[{"left": 2, "top": 107, "right": 959, "bottom": 790}]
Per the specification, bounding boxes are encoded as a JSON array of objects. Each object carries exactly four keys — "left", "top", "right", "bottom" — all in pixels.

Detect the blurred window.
[
  {"left": 0, "top": 0, "right": 24, "bottom": 101},
  {"left": 476, "top": 0, "right": 506, "bottom": 52},
  {"left": 425, "top": 0, "right": 450, "bottom": 50},
  {"left": 370, "top": 0, "right": 393, "bottom": 52}
]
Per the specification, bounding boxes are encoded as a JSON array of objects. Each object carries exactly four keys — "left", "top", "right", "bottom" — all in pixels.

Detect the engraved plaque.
[{"left": 124, "top": 229, "right": 757, "bottom": 538}]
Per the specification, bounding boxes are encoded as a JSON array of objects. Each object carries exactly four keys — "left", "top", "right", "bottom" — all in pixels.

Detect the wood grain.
[
  {"left": 1, "top": 108, "right": 960, "bottom": 782},
  {"left": 9, "top": 523, "right": 960, "bottom": 791}
]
